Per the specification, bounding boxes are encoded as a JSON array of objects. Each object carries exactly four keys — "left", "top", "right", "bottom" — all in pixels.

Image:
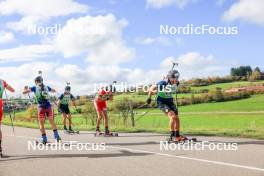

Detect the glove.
[{"left": 146, "top": 97, "right": 152, "bottom": 104}]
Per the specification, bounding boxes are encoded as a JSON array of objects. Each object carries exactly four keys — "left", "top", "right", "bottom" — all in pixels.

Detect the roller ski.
[
  {"left": 166, "top": 135, "right": 197, "bottom": 144},
  {"left": 63, "top": 126, "right": 79, "bottom": 134},
  {"left": 94, "top": 129, "right": 118, "bottom": 137},
  {"left": 35, "top": 137, "right": 70, "bottom": 146},
  {"left": 64, "top": 129, "right": 80, "bottom": 135},
  {"left": 36, "top": 131, "right": 63, "bottom": 145}
]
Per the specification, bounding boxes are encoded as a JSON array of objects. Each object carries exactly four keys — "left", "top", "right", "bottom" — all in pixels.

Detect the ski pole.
[
  {"left": 135, "top": 109, "right": 151, "bottom": 122},
  {"left": 134, "top": 103, "right": 148, "bottom": 111},
  {"left": 171, "top": 61, "right": 179, "bottom": 71},
  {"left": 4, "top": 90, "right": 15, "bottom": 135}
]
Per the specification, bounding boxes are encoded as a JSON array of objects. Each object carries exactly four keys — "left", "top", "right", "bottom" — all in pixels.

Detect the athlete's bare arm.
[
  {"left": 22, "top": 86, "right": 31, "bottom": 94},
  {"left": 6, "top": 84, "right": 15, "bottom": 93},
  {"left": 50, "top": 88, "right": 56, "bottom": 93},
  {"left": 148, "top": 85, "right": 157, "bottom": 99}
]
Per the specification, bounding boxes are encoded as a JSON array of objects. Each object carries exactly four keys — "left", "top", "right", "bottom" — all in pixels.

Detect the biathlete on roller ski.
[
  {"left": 146, "top": 70, "right": 188, "bottom": 142},
  {"left": 94, "top": 85, "right": 116, "bottom": 136},
  {"left": 0, "top": 79, "right": 15, "bottom": 157},
  {"left": 57, "top": 84, "right": 77, "bottom": 134},
  {"left": 23, "top": 75, "right": 61, "bottom": 144}
]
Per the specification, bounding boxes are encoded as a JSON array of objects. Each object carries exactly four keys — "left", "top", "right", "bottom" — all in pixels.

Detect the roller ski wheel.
[
  {"left": 74, "top": 131, "right": 80, "bottom": 134},
  {"left": 35, "top": 140, "right": 69, "bottom": 146},
  {"left": 94, "top": 132, "right": 118, "bottom": 137},
  {"left": 94, "top": 131, "right": 103, "bottom": 137},
  {"left": 56, "top": 137, "right": 62, "bottom": 143},
  {"left": 166, "top": 136, "right": 197, "bottom": 144},
  {"left": 190, "top": 137, "right": 197, "bottom": 142},
  {"left": 35, "top": 140, "right": 49, "bottom": 145},
  {"left": 104, "top": 132, "right": 118, "bottom": 137},
  {"left": 64, "top": 130, "right": 80, "bottom": 135}
]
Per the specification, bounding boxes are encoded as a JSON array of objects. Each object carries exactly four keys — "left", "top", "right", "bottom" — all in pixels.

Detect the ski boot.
[
  {"left": 0, "top": 145, "right": 3, "bottom": 158},
  {"left": 94, "top": 128, "right": 103, "bottom": 136},
  {"left": 104, "top": 128, "right": 110, "bottom": 136},
  {"left": 41, "top": 134, "right": 48, "bottom": 144},
  {"left": 175, "top": 135, "right": 188, "bottom": 142},
  {"left": 54, "top": 130, "right": 62, "bottom": 142},
  {"left": 104, "top": 128, "right": 118, "bottom": 137},
  {"left": 68, "top": 126, "right": 74, "bottom": 133}
]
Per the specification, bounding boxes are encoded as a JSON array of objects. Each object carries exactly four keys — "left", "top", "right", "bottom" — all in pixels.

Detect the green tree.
[
  {"left": 230, "top": 66, "right": 252, "bottom": 77},
  {"left": 249, "top": 69, "right": 262, "bottom": 81},
  {"left": 113, "top": 97, "right": 135, "bottom": 127},
  {"left": 82, "top": 101, "right": 97, "bottom": 126}
]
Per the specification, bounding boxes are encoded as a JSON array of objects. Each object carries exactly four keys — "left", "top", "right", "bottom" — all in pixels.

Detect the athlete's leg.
[
  {"left": 38, "top": 116, "right": 47, "bottom": 143},
  {"left": 174, "top": 114, "right": 180, "bottom": 132},
  {"left": 169, "top": 110, "right": 186, "bottom": 141},
  {"left": 96, "top": 110, "right": 103, "bottom": 131},
  {"left": 94, "top": 101, "right": 104, "bottom": 131},
  {"left": 102, "top": 109, "right": 109, "bottom": 133},
  {"left": 38, "top": 107, "right": 46, "bottom": 135},
  {"left": 46, "top": 107, "right": 61, "bottom": 141},
  {"left": 62, "top": 112, "right": 67, "bottom": 130},
  {"left": 169, "top": 103, "right": 180, "bottom": 136},
  {"left": 68, "top": 113, "right": 72, "bottom": 130},
  {"left": 48, "top": 109, "right": 58, "bottom": 130},
  {"left": 167, "top": 111, "right": 177, "bottom": 132}
]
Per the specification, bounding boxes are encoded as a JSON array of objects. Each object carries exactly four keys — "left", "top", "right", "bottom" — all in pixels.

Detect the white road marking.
[
  {"left": 5, "top": 134, "right": 264, "bottom": 172},
  {"left": 107, "top": 145, "right": 264, "bottom": 172}
]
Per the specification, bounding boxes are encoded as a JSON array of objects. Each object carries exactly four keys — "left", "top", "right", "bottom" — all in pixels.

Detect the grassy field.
[
  {"left": 3, "top": 94, "right": 264, "bottom": 139},
  {"left": 191, "top": 80, "right": 264, "bottom": 91},
  {"left": 112, "top": 80, "right": 264, "bottom": 103}
]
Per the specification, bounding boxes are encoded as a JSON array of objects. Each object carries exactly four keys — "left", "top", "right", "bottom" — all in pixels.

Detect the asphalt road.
[{"left": 0, "top": 125, "right": 263, "bottom": 176}]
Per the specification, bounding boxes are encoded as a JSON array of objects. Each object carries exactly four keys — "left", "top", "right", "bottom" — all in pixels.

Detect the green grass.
[
  {"left": 3, "top": 94, "right": 264, "bottom": 139},
  {"left": 112, "top": 81, "right": 264, "bottom": 103},
  {"left": 191, "top": 80, "right": 264, "bottom": 91},
  {"left": 135, "top": 113, "right": 264, "bottom": 139}
]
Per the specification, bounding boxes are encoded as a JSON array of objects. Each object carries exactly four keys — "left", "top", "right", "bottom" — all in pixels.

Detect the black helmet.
[
  {"left": 65, "top": 86, "right": 71, "bottom": 92},
  {"left": 167, "top": 70, "right": 180, "bottom": 79},
  {"left": 34, "top": 76, "right": 43, "bottom": 84}
]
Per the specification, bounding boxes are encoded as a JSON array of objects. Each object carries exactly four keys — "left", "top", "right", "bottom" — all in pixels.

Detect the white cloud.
[
  {"left": 0, "top": 0, "right": 88, "bottom": 33},
  {"left": 160, "top": 52, "right": 230, "bottom": 79},
  {"left": 134, "top": 36, "right": 172, "bottom": 46},
  {"left": 6, "top": 16, "right": 44, "bottom": 34},
  {"left": 0, "top": 62, "right": 59, "bottom": 96},
  {"left": 222, "top": 0, "right": 264, "bottom": 25},
  {"left": 0, "top": 51, "right": 232, "bottom": 97},
  {"left": 54, "top": 14, "right": 135, "bottom": 64},
  {"left": 177, "top": 52, "right": 215, "bottom": 69},
  {"left": 0, "top": 31, "right": 15, "bottom": 44},
  {"left": 146, "top": 0, "right": 196, "bottom": 9},
  {"left": 0, "top": 0, "right": 88, "bottom": 17},
  {"left": 0, "top": 44, "right": 54, "bottom": 62},
  {"left": 1, "top": 14, "right": 135, "bottom": 64}
]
